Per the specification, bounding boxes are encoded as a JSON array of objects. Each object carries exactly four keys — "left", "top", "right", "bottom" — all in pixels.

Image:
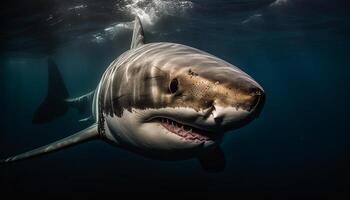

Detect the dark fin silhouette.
[
  {"left": 197, "top": 146, "right": 226, "bottom": 172},
  {"left": 65, "top": 91, "right": 95, "bottom": 115},
  {"left": 32, "top": 58, "right": 69, "bottom": 124},
  {"left": 0, "top": 124, "right": 99, "bottom": 164},
  {"left": 130, "top": 16, "right": 145, "bottom": 49}
]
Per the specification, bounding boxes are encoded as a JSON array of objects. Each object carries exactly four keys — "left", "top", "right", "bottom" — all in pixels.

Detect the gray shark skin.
[{"left": 1, "top": 16, "right": 265, "bottom": 172}]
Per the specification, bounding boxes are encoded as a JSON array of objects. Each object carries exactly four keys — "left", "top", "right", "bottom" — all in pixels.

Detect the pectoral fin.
[
  {"left": 197, "top": 146, "right": 226, "bottom": 172},
  {"left": 0, "top": 124, "right": 99, "bottom": 164}
]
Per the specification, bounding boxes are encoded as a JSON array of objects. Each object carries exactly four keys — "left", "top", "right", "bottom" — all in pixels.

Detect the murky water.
[{"left": 0, "top": 0, "right": 349, "bottom": 198}]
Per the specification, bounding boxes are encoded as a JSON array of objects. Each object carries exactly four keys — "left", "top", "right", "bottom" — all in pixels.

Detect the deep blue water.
[{"left": 0, "top": 0, "right": 349, "bottom": 199}]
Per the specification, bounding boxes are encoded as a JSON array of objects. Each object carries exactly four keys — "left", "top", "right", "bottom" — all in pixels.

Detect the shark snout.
[
  {"left": 242, "top": 86, "right": 265, "bottom": 112},
  {"left": 209, "top": 82, "right": 265, "bottom": 131},
  {"left": 250, "top": 88, "right": 265, "bottom": 114}
]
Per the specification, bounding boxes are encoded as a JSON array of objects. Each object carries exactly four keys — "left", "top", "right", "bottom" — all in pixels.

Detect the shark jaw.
[{"left": 150, "top": 117, "right": 222, "bottom": 142}]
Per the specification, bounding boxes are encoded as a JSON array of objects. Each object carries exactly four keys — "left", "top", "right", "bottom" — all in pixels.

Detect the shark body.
[{"left": 1, "top": 17, "right": 265, "bottom": 172}]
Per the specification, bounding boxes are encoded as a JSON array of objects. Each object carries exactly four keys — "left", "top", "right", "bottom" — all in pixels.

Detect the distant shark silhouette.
[{"left": 1, "top": 16, "right": 265, "bottom": 172}]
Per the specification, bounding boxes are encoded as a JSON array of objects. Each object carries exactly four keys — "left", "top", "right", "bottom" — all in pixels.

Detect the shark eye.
[{"left": 169, "top": 78, "right": 179, "bottom": 93}]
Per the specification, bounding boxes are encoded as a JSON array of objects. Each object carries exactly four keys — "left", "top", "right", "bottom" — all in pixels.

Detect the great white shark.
[{"left": 1, "top": 17, "right": 265, "bottom": 172}]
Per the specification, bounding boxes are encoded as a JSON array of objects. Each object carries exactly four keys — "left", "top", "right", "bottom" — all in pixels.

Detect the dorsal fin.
[
  {"left": 32, "top": 58, "right": 69, "bottom": 124},
  {"left": 130, "top": 16, "right": 145, "bottom": 49}
]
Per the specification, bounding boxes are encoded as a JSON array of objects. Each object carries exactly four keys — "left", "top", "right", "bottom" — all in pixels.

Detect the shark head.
[{"left": 103, "top": 43, "right": 265, "bottom": 159}]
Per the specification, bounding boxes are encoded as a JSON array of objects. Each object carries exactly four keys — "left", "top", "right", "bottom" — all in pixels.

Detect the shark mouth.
[{"left": 151, "top": 117, "right": 219, "bottom": 142}]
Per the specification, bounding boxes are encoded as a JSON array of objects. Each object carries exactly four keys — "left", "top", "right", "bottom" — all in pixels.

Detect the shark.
[{"left": 0, "top": 17, "right": 265, "bottom": 172}]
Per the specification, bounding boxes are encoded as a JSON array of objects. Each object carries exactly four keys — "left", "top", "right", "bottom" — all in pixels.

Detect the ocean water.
[{"left": 0, "top": 0, "right": 349, "bottom": 198}]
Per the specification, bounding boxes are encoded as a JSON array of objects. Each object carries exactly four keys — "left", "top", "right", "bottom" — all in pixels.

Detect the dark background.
[{"left": 0, "top": 0, "right": 349, "bottom": 199}]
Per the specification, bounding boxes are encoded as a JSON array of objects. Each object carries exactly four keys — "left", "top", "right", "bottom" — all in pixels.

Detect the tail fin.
[
  {"left": 0, "top": 124, "right": 99, "bottom": 164},
  {"left": 130, "top": 16, "right": 145, "bottom": 49},
  {"left": 32, "top": 58, "right": 69, "bottom": 124}
]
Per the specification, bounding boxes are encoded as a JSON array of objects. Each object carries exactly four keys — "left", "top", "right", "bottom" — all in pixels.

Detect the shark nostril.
[
  {"left": 214, "top": 116, "right": 224, "bottom": 125},
  {"left": 203, "top": 103, "right": 215, "bottom": 119}
]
